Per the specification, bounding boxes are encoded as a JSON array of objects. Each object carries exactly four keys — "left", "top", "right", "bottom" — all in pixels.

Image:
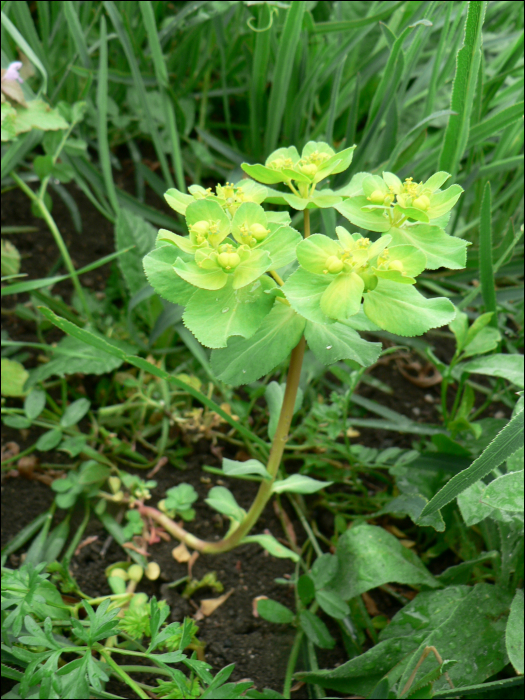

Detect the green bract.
[
  {"left": 164, "top": 179, "right": 268, "bottom": 216},
  {"left": 241, "top": 141, "right": 356, "bottom": 211},
  {"left": 335, "top": 170, "right": 469, "bottom": 270}
]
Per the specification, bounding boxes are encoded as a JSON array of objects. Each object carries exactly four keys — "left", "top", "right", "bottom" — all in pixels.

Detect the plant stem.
[
  {"left": 98, "top": 649, "right": 149, "bottom": 699},
  {"left": 282, "top": 629, "right": 304, "bottom": 698},
  {"left": 303, "top": 208, "right": 311, "bottom": 238},
  {"left": 139, "top": 336, "right": 306, "bottom": 554},
  {"left": 10, "top": 172, "right": 92, "bottom": 321}
]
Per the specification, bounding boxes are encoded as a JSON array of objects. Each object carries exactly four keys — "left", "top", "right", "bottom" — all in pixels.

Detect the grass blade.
[
  {"left": 439, "top": 1, "right": 488, "bottom": 175},
  {"left": 96, "top": 15, "right": 119, "bottom": 214},
  {"left": 63, "top": 0, "right": 90, "bottom": 68},
  {"left": 264, "top": 1, "right": 306, "bottom": 155},
  {"left": 249, "top": 4, "right": 273, "bottom": 158},
  {"left": 311, "top": 1, "right": 406, "bottom": 34},
  {"left": 420, "top": 407, "right": 524, "bottom": 519},
  {"left": 479, "top": 182, "right": 497, "bottom": 325}
]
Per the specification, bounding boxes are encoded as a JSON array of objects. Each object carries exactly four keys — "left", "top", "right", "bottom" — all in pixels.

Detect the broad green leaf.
[
  {"left": 460, "top": 326, "right": 501, "bottom": 359},
  {"left": 1, "top": 99, "right": 68, "bottom": 140},
  {"left": 258, "top": 225, "right": 302, "bottom": 269},
  {"left": 165, "top": 483, "right": 198, "bottom": 512},
  {"left": 457, "top": 480, "right": 497, "bottom": 526},
  {"left": 272, "top": 474, "right": 333, "bottom": 494},
  {"left": 299, "top": 610, "right": 335, "bottom": 649},
  {"left": 387, "top": 225, "right": 469, "bottom": 270},
  {"left": 363, "top": 280, "right": 456, "bottom": 336},
  {"left": 506, "top": 589, "right": 524, "bottom": 674},
  {"left": 182, "top": 276, "right": 276, "bottom": 348},
  {"left": 164, "top": 188, "right": 193, "bottom": 215},
  {"left": 311, "top": 553, "right": 339, "bottom": 590},
  {"left": 315, "top": 589, "right": 350, "bottom": 619},
  {"left": 305, "top": 320, "right": 381, "bottom": 367},
  {"left": 222, "top": 458, "right": 271, "bottom": 480},
  {"left": 36, "top": 428, "right": 63, "bottom": 451},
  {"left": 327, "top": 523, "right": 438, "bottom": 601},
  {"left": 205, "top": 486, "right": 246, "bottom": 522},
  {"left": 256, "top": 599, "right": 294, "bottom": 624},
  {"left": 210, "top": 303, "right": 305, "bottom": 386},
  {"left": 264, "top": 381, "right": 303, "bottom": 439},
  {"left": 241, "top": 163, "right": 288, "bottom": 185},
  {"left": 336, "top": 197, "right": 391, "bottom": 232},
  {"left": 457, "top": 354, "right": 524, "bottom": 388},
  {"left": 242, "top": 533, "right": 300, "bottom": 562},
  {"left": 378, "top": 493, "right": 445, "bottom": 532},
  {"left": 507, "top": 447, "right": 524, "bottom": 472},
  {"left": 296, "top": 234, "right": 340, "bottom": 274},
  {"left": 320, "top": 271, "right": 365, "bottom": 320},
  {"left": 436, "top": 551, "right": 499, "bottom": 586},
  {"left": 185, "top": 199, "right": 231, "bottom": 245},
  {"left": 421, "top": 408, "right": 524, "bottom": 518},
  {"left": 1, "top": 358, "right": 29, "bottom": 397},
  {"left": 61, "top": 398, "right": 91, "bottom": 428},
  {"left": 232, "top": 249, "right": 272, "bottom": 289},
  {"left": 282, "top": 268, "right": 333, "bottom": 324},
  {"left": 116, "top": 209, "right": 157, "bottom": 295},
  {"left": 297, "top": 584, "right": 511, "bottom": 696},
  {"left": 426, "top": 185, "right": 464, "bottom": 219},
  {"left": 482, "top": 472, "right": 524, "bottom": 512},
  {"left": 26, "top": 334, "right": 134, "bottom": 387},
  {"left": 24, "top": 389, "right": 46, "bottom": 421},
  {"left": 78, "top": 460, "right": 111, "bottom": 484},
  {"left": 174, "top": 258, "right": 228, "bottom": 290},
  {"left": 449, "top": 311, "right": 469, "bottom": 351},
  {"left": 143, "top": 245, "right": 195, "bottom": 306},
  {"left": 297, "top": 575, "right": 316, "bottom": 606},
  {"left": 1, "top": 239, "right": 20, "bottom": 276}
]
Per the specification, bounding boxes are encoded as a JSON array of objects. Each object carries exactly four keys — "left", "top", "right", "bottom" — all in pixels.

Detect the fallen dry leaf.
[
  {"left": 74, "top": 536, "right": 99, "bottom": 556},
  {"left": 172, "top": 542, "right": 191, "bottom": 563},
  {"left": 195, "top": 589, "right": 234, "bottom": 620},
  {"left": 1, "top": 442, "right": 20, "bottom": 462},
  {"left": 188, "top": 550, "right": 199, "bottom": 577}
]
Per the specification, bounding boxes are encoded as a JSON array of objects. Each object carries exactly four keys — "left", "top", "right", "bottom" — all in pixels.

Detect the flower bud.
[
  {"left": 190, "top": 220, "right": 210, "bottom": 237},
  {"left": 368, "top": 190, "right": 386, "bottom": 205},
  {"left": 250, "top": 223, "right": 269, "bottom": 242},
  {"left": 145, "top": 562, "right": 161, "bottom": 580},
  {"left": 413, "top": 194, "right": 430, "bottom": 211},
  {"left": 325, "top": 255, "right": 344, "bottom": 274},
  {"left": 128, "top": 564, "right": 144, "bottom": 583},
  {"left": 301, "top": 163, "right": 318, "bottom": 179},
  {"left": 217, "top": 251, "right": 241, "bottom": 270},
  {"left": 108, "top": 477, "right": 121, "bottom": 494}
]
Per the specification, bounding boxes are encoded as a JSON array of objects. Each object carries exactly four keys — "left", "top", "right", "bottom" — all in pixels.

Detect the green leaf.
[
  {"left": 232, "top": 249, "right": 272, "bottom": 290},
  {"left": 327, "top": 523, "right": 438, "bottom": 601},
  {"left": 311, "top": 553, "right": 339, "bottom": 590},
  {"left": 185, "top": 198, "right": 231, "bottom": 246},
  {"left": 26, "top": 334, "right": 134, "bottom": 387},
  {"left": 174, "top": 258, "right": 228, "bottom": 290},
  {"left": 165, "top": 483, "right": 198, "bottom": 513},
  {"left": 457, "top": 355, "right": 524, "bottom": 389},
  {"left": 242, "top": 533, "right": 300, "bottom": 562},
  {"left": 256, "top": 599, "right": 294, "bottom": 624},
  {"left": 479, "top": 182, "right": 497, "bottom": 324},
  {"left": 296, "top": 234, "right": 339, "bottom": 274},
  {"left": 205, "top": 486, "right": 246, "bottom": 522},
  {"left": 297, "top": 575, "right": 316, "bottom": 606},
  {"left": 1, "top": 239, "right": 21, "bottom": 276},
  {"left": 387, "top": 225, "right": 469, "bottom": 270},
  {"left": 461, "top": 326, "right": 501, "bottom": 359},
  {"left": 143, "top": 245, "right": 195, "bottom": 306},
  {"left": 320, "top": 271, "right": 365, "bottom": 321},
  {"left": 211, "top": 303, "right": 305, "bottom": 386},
  {"left": 336, "top": 197, "right": 391, "bottom": 232},
  {"left": 315, "top": 589, "right": 350, "bottom": 620},
  {"left": 272, "top": 474, "right": 333, "bottom": 495},
  {"left": 482, "top": 472, "right": 524, "bottom": 512},
  {"left": 36, "top": 428, "right": 63, "bottom": 451},
  {"left": 305, "top": 320, "right": 381, "bottom": 367},
  {"left": 24, "top": 389, "right": 46, "bottom": 420},
  {"left": 299, "top": 610, "right": 335, "bottom": 649},
  {"left": 1, "top": 358, "right": 29, "bottom": 396},
  {"left": 164, "top": 188, "right": 193, "bottom": 215},
  {"left": 116, "top": 209, "right": 157, "bottom": 295},
  {"left": 222, "top": 458, "right": 271, "bottom": 480},
  {"left": 182, "top": 276, "right": 276, "bottom": 348},
  {"left": 257, "top": 225, "right": 302, "bottom": 269},
  {"left": 1, "top": 99, "right": 68, "bottom": 140},
  {"left": 363, "top": 280, "right": 456, "bottom": 336},
  {"left": 265, "top": 381, "right": 303, "bottom": 439},
  {"left": 282, "top": 268, "right": 333, "bottom": 324},
  {"left": 297, "top": 584, "right": 511, "bottom": 696},
  {"left": 2, "top": 415, "right": 32, "bottom": 429},
  {"left": 457, "top": 480, "right": 500, "bottom": 526},
  {"left": 506, "top": 589, "right": 524, "bottom": 675},
  {"left": 241, "top": 163, "right": 287, "bottom": 185},
  {"left": 60, "top": 398, "right": 91, "bottom": 428},
  {"left": 421, "top": 408, "right": 524, "bottom": 518}
]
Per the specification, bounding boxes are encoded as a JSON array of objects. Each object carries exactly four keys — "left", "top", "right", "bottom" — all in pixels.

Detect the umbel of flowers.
[{"left": 144, "top": 141, "right": 466, "bottom": 386}]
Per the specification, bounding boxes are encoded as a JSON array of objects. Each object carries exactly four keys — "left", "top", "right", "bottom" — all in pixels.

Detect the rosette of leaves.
[
  {"left": 282, "top": 226, "right": 456, "bottom": 337},
  {"left": 335, "top": 171, "right": 469, "bottom": 270},
  {"left": 163, "top": 178, "right": 268, "bottom": 216},
  {"left": 145, "top": 198, "right": 301, "bottom": 349},
  {"left": 241, "top": 140, "right": 356, "bottom": 210}
]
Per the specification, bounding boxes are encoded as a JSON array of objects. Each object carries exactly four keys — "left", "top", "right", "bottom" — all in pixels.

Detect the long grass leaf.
[
  {"left": 96, "top": 15, "right": 119, "bottom": 214},
  {"left": 264, "top": 1, "right": 306, "bottom": 155},
  {"left": 311, "top": 1, "right": 406, "bottom": 34},
  {"left": 479, "top": 182, "right": 498, "bottom": 325},
  {"left": 467, "top": 101, "right": 524, "bottom": 149},
  {"left": 420, "top": 407, "right": 524, "bottom": 518},
  {"left": 63, "top": 1, "right": 90, "bottom": 68},
  {"left": 439, "top": 1, "right": 488, "bottom": 175},
  {"left": 249, "top": 4, "right": 273, "bottom": 157}
]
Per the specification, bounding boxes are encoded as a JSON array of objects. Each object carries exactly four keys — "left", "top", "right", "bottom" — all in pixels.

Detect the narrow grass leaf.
[
  {"left": 63, "top": 1, "right": 91, "bottom": 68},
  {"left": 479, "top": 182, "right": 497, "bottom": 325}
]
